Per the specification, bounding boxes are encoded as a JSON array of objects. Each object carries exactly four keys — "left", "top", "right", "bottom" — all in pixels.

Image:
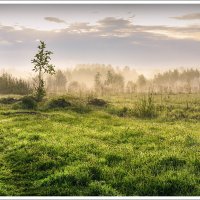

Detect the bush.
[
  {"left": 167, "top": 108, "right": 187, "bottom": 120},
  {"left": 71, "top": 104, "right": 92, "bottom": 114},
  {"left": 21, "top": 96, "right": 37, "bottom": 109},
  {"left": 48, "top": 97, "right": 71, "bottom": 109},
  {"left": 107, "top": 106, "right": 131, "bottom": 117},
  {"left": 88, "top": 98, "right": 107, "bottom": 107},
  {"left": 134, "top": 93, "right": 157, "bottom": 118},
  {"left": 117, "top": 107, "right": 129, "bottom": 117},
  {"left": 0, "top": 97, "right": 19, "bottom": 104}
]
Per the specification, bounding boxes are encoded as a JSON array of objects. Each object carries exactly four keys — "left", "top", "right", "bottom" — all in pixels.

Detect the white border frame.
[
  {"left": 0, "top": 1, "right": 200, "bottom": 4},
  {"left": 0, "top": 1, "right": 200, "bottom": 199},
  {"left": 1, "top": 197, "right": 200, "bottom": 199}
]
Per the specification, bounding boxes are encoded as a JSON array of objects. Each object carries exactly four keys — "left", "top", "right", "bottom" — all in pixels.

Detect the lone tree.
[{"left": 31, "top": 41, "right": 55, "bottom": 101}]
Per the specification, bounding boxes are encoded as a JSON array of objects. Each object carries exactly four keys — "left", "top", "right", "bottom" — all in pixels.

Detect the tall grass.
[{"left": 134, "top": 92, "right": 157, "bottom": 118}]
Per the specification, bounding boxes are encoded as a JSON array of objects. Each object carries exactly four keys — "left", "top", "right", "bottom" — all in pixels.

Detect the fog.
[{"left": 0, "top": 64, "right": 199, "bottom": 96}]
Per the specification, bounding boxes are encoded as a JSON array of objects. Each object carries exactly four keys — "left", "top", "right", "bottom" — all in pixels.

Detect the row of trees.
[
  {"left": 31, "top": 42, "right": 200, "bottom": 97},
  {"left": 45, "top": 67, "right": 200, "bottom": 96},
  {"left": 45, "top": 64, "right": 137, "bottom": 95},
  {"left": 0, "top": 73, "right": 32, "bottom": 95},
  {"left": 154, "top": 69, "right": 200, "bottom": 83},
  {"left": 153, "top": 69, "right": 200, "bottom": 94},
  {"left": 30, "top": 42, "right": 200, "bottom": 98},
  {"left": 1, "top": 41, "right": 200, "bottom": 97},
  {"left": 1, "top": 67, "right": 199, "bottom": 96},
  {"left": 94, "top": 70, "right": 124, "bottom": 95}
]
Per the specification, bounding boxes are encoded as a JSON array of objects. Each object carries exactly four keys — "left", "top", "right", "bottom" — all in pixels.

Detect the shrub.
[
  {"left": 0, "top": 97, "right": 19, "bottom": 104},
  {"left": 88, "top": 98, "right": 107, "bottom": 107},
  {"left": 117, "top": 107, "right": 129, "bottom": 117},
  {"left": 134, "top": 93, "right": 157, "bottom": 118},
  {"left": 167, "top": 108, "right": 187, "bottom": 120},
  {"left": 106, "top": 106, "right": 135, "bottom": 118},
  {"left": 21, "top": 96, "right": 37, "bottom": 109},
  {"left": 71, "top": 104, "right": 92, "bottom": 114},
  {"left": 48, "top": 97, "right": 71, "bottom": 109}
]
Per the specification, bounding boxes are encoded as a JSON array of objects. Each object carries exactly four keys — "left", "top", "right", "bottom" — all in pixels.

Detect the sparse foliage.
[
  {"left": 21, "top": 96, "right": 37, "bottom": 110},
  {"left": 31, "top": 41, "right": 55, "bottom": 101}
]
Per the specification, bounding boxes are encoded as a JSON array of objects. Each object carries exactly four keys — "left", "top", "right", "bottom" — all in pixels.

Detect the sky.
[{"left": 1, "top": 4, "right": 200, "bottom": 77}]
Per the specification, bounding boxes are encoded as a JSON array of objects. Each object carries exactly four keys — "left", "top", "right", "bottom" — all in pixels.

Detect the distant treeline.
[
  {"left": 46, "top": 65, "right": 200, "bottom": 95},
  {"left": 46, "top": 64, "right": 137, "bottom": 95},
  {"left": 0, "top": 73, "right": 32, "bottom": 95},
  {"left": 153, "top": 68, "right": 200, "bottom": 94},
  {"left": 0, "top": 65, "right": 200, "bottom": 95}
]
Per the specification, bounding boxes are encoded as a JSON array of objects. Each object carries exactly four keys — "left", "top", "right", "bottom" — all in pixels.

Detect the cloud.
[
  {"left": 53, "top": 17, "right": 135, "bottom": 37},
  {"left": 68, "top": 22, "right": 94, "bottom": 33},
  {"left": 16, "top": 40, "right": 23, "bottom": 43},
  {"left": 0, "top": 39, "right": 12, "bottom": 45},
  {"left": 0, "top": 25, "right": 16, "bottom": 32},
  {"left": 96, "top": 17, "right": 134, "bottom": 37},
  {"left": 1, "top": 16, "right": 200, "bottom": 71},
  {"left": 59, "top": 16, "right": 200, "bottom": 40},
  {"left": 171, "top": 13, "right": 200, "bottom": 20},
  {"left": 135, "top": 25, "right": 200, "bottom": 40},
  {"left": 95, "top": 17, "right": 200, "bottom": 40},
  {"left": 2, "top": 17, "right": 200, "bottom": 41},
  {"left": 44, "top": 17, "right": 66, "bottom": 23},
  {"left": 41, "top": 16, "right": 200, "bottom": 40},
  {"left": 97, "top": 17, "right": 133, "bottom": 30}
]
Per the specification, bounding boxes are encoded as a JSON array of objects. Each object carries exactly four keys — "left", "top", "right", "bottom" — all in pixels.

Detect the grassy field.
[{"left": 0, "top": 93, "right": 200, "bottom": 196}]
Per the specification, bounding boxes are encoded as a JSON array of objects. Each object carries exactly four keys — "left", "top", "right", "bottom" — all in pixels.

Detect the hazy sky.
[{"left": 1, "top": 4, "right": 200, "bottom": 76}]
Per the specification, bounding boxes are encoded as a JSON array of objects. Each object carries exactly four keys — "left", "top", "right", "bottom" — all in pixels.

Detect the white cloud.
[
  {"left": 44, "top": 17, "right": 66, "bottom": 24},
  {"left": 171, "top": 13, "right": 200, "bottom": 20},
  {"left": 0, "top": 40, "right": 12, "bottom": 45}
]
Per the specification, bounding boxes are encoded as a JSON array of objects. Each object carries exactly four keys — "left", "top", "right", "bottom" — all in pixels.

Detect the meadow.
[{"left": 0, "top": 93, "right": 200, "bottom": 196}]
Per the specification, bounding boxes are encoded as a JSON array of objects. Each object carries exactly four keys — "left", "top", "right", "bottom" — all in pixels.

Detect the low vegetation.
[
  {"left": 0, "top": 73, "right": 32, "bottom": 95},
  {"left": 88, "top": 98, "right": 107, "bottom": 107},
  {"left": 134, "top": 93, "right": 157, "bottom": 118},
  {"left": 0, "top": 93, "right": 199, "bottom": 196},
  {"left": 0, "top": 97, "right": 19, "bottom": 104},
  {"left": 47, "top": 97, "right": 71, "bottom": 109}
]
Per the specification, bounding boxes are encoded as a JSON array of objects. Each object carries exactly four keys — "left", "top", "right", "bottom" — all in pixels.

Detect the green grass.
[{"left": 0, "top": 93, "right": 200, "bottom": 196}]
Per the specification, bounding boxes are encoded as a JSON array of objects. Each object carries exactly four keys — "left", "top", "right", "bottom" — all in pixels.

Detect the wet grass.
[{"left": 0, "top": 93, "right": 200, "bottom": 196}]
